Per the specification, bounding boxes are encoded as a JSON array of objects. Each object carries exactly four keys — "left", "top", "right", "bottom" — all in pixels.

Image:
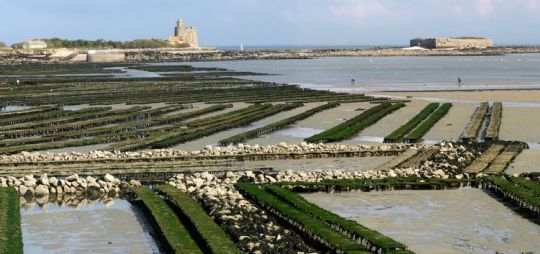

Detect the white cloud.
[
  {"left": 514, "top": 0, "right": 540, "bottom": 10},
  {"left": 328, "top": 0, "right": 406, "bottom": 21},
  {"left": 476, "top": 0, "right": 494, "bottom": 15}
]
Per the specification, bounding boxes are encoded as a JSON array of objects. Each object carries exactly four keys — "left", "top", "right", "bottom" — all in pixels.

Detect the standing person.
[
  {"left": 351, "top": 78, "right": 355, "bottom": 85},
  {"left": 458, "top": 77, "right": 462, "bottom": 87}
]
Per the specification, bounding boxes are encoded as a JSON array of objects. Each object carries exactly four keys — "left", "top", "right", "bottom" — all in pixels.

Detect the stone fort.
[
  {"left": 410, "top": 37, "right": 493, "bottom": 49},
  {"left": 169, "top": 18, "right": 199, "bottom": 48}
]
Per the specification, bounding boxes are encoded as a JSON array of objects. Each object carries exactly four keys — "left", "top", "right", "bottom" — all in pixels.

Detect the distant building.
[
  {"left": 168, "top": 18, "right": 199, "bottom": 48},
  {"left": 410, "top": 37, "right": 493, "bottom": 49},
  {"left": 87, "top": 50, "right": 125, "bottom": 63},
  {"left": 19, "top": 40, "right": 48, "bottom": 49}
]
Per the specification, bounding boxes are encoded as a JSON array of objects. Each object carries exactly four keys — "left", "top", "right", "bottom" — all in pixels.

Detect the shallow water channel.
[
  {"left": 302, "top": 188, "right": 540, "bottom": 254},
  {"left": 21, "top": 198, "right": 161, "bottom": 254}
]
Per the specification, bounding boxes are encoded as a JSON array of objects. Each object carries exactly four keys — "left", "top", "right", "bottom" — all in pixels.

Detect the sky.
[{"left": 1, "top": 0, "right": 540, "bottom": 47}]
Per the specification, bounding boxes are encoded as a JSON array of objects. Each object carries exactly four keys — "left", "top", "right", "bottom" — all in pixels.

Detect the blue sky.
[{"left": 1, "top": 0, "right": 539, "bottom": 46}]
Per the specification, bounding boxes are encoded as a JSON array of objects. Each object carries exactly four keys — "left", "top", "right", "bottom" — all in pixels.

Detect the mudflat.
[{"left": 302, "top": 188, "right": 540, "bottom": 254}]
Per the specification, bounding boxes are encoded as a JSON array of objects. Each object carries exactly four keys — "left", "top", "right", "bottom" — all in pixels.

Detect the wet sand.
[
  {"left": 346, "top": 100, "right": 429, "bottom": 144},
  {"left": 21, "top": 199, "right": 159, "bottom": 254},
  {"left": 422, "top": 103, "right": 475, "bottom": 142},
  {"left": 249, "top": 102, "right": 378, "bottom": 146},
  {"left": 499, "top": 106, "right": 540, "bottom": 143},
  {"left": 506, "top": 149, "right": 540, "bottom": 174},
  {"left": 177, "top": 102, "right": 326, "bottom": 151},
  {"left": 372, "top": 90, "right": 540, "bottom": 104},
  {"left": 303, "top": 188, "right": 540, "bottom": 254}
]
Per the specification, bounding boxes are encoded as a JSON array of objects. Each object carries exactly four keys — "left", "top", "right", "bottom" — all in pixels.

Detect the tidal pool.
[
  {"left": 302, "top": 188, "right": 540, "bottom": 254},
  {"left": 21, "top": 199, "right": 160, "bottom": 254}
]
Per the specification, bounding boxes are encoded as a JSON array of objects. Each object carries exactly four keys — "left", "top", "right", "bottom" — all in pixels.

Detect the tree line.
[{"left": 11, "top": 38, "right": 189, "bottom": 49}]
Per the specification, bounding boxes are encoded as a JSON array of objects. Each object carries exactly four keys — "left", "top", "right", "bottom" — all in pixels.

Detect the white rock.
[
  {"left": 39, "top": 173, "right": 49, "bottom": 185},
  {"left": 192, "top": 178, "right": 204, "bottom": 188},
  {"left": 49, "top": 177, "right": 58, "bottom": 187},
  {"left": 66, "top": 174, "right": 79, "bottom": 182},
  {"left": 129, "top": 179, "right": 142, "bottom": 187},
  {"left": 19, "top": 185, "right": 29, "bottom": 196},
  {"left": 104, "top": 174, "right": 116, "bottom": 182}
]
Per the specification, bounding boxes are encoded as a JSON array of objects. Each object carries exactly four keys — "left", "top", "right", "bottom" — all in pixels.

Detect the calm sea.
[{"left": 184, "top": 53, "right": 540, "bottom": 92}]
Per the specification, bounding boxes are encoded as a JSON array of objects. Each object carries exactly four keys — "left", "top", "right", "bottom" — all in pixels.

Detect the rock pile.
[
  {"left": 167, "top": 171, "right": 316, "bottom": 253},
  {"left": 0, "top": 173, "right": 141, "bottom": 197},
  {"left": 0, "top": 142, "right": 407, "bottom": 163},
  {"left": 164, "top": 143, "right": 471, "bottom": 253},
  {"left": 393, "top": 141, "right": 479, "bottom": 180},
  {"left": 161, "top": 142, "right": 481, "bottom": 251}
]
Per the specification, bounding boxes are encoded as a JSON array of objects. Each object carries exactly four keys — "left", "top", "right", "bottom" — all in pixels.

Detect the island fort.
[{"left": 168, "top": 18, "right": 199, "bottom": 48}]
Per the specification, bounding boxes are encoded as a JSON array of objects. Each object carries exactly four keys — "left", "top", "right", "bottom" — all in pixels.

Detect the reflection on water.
[
  {"left": 272, "top": 126, "right": 323, "bottom": 138},
  {"left": 351, "top": 135, "right": 385, "bottom": 143},
  {"left": 2, "top": 105, "right": 32, "bottom": 111},
  {"left": 114, "top": 68, "right": 161, "bottom": 78},
  {"left": 21, "top": 198, "right": 160, "bottom": 254},
  {"left": 527, "top": 142, "right": 540, "bottom": 149}
]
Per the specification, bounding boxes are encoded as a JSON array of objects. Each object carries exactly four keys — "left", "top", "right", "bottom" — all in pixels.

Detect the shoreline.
[
  {"left": 2, "top": 46, "right": 540, "bottom": 64},
  {"left": 369, "top": 89, "right": 540, "bottom": 104}
]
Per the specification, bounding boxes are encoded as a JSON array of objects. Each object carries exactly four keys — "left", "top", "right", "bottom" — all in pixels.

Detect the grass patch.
[
  {"left": 509, "top": 176, "right": 540, "bottom": 194},
  {"left": 264, "top": 185, "right": 410, "bottom": 252},
  {"left": 156, "top": 185, "right": 241, "bottom": 254},
  {"left": 485, "top": 176, "right": 540, "bottom": 207},
  {"left": 236, "top": 182, "right": 371, "bottom": 253},
  {"left": 219, "top": 102, "right": 339, "bottom": 145},
  {"left": 131, "top": 187, "right": 203, "bottom": 254},
  {"left": 404, "top": 103, "right": 452, "bottom": 143},
  {"left": 306, "top": 102, "right": 404, "bottom": 143},
  {"left": 384, "top": 103, "right": 439, "bottom": 143},
  {"left": 0, "top": 187, "right": 23, "bottom": 254}
]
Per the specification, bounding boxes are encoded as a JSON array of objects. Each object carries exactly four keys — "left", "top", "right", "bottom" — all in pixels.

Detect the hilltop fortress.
[
  {"left": 169, "top": 18, "right": 199, "bottom": 48},
  {"left": 410, "top": 37, "right": 493, "bottom": 49}
]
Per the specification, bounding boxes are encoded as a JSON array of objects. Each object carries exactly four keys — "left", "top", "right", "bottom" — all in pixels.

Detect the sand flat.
[
  {"left": 346, "top": 100, "right": 429, "bottom": 143},
  {"left": 176, "top": 102, "right": 324, "bottom": 151},
  {"left": 371, "top": 90, "right": 540, "bottom": 103},
  {"left": 294, "top": 102, "right": 376, "bottom": 130},
  {"left": 302, "top": 188, "right": 540, "bottom": 254},
  {"left": 500, "top": 106, "right": 540, "bottom": 143},
  {"left": 422, "top": 102, "right": 475, "bottom": 142},
  {"left": 506, "top": 149, "right": 540, "bottom": 174}
]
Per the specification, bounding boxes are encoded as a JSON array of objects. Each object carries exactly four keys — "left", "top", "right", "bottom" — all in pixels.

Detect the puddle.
[
  {"left": 21, "top": 198, "right": 161, "bottom": 254},
  {"left": 527, "top": 142, "right": 540, "bottom": 149},
  {"left": 351, "top": 135, "right": 385, "bottom": 143},
  {"left": 272, "top": 126, "right": 324, "bottom": 138},
  {"left": 302, "top": 188, "right": 540, "bottom": 254},
  {"left": 2, "top": 105, "right": 33, "bottom": 111}
]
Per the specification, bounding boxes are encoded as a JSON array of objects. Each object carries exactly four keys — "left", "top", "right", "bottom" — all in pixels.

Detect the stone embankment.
[
  {"left": 124, "top": 47, "right": 540, "bottom": 63},
  {"left": 0, "top": 142, "right": 408, "bottom": 165},
  {"left": 3, "top": 47, "right": 540, "bottom": 64},
  {"left": 0, "top": 173, "right": 141, "bottom": 197}
]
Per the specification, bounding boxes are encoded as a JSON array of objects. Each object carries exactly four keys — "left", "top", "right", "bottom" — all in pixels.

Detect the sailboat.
[{"left": 240, "top": 43, "right": 244, "bottom": 51}]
